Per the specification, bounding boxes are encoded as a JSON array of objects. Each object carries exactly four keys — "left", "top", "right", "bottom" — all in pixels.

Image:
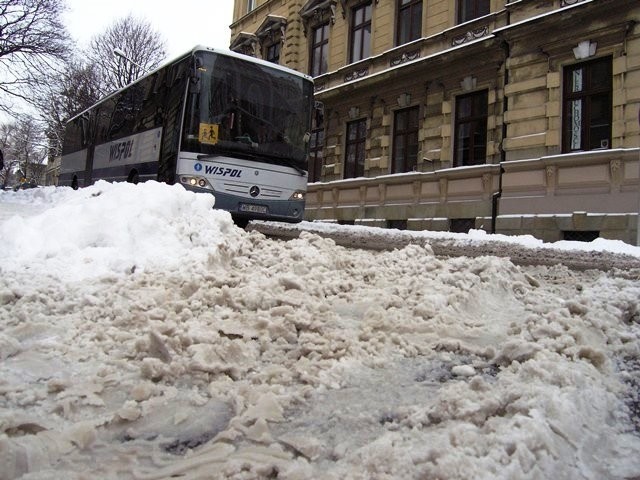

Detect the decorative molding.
[
  {"left": 573, "top": 40, "right": 597, "bottom": 60},
  {"left": 344, "top": 68, "right": 368, "bottom": 83},
  {"left": 545, "top": 166, "right": 557, "bottom": 194},
  {"left": 340, "top": 0, "right": 378, "bottom": 19},
  {"left": 255, "top": 15, "right": 288, "bottom": 46},
  {"left": 610, "top": 159, "right": 621, "bottom": 172},
  {"left": 439, "top": 178, "right": 448, "bottom": 200},
  {"left": 412, "top": 181, "right": 421, "bottom": 203},
  {"left": 300, "top": 0, "right": 337, "bottom": 36},
  {"left": 378, "top": 183, "right": 386, "bottom": 204},
  {"left": 460, "top": 75, "right": 476, "bottom": 92},
  {"left": 397, "top": 93, "right": 411, "bottom": 107},
  {"left": 482, "top": 173, "right": 492, "bottom": 193},
  {"left": 546, "top": 166, "right": 556, "bottom": 179},
  {"left": 229, "top": 32, "right": 258, "bottom": 56},
  {"left": 561, "top": 0, "right": 586, "bottom": 6},
  {"left": 390, "top": 49, "right": 420, "bottom": 67},
  {"left": 610, "top": 159, "right": 622, "bottom": 189},
  {"left": 451, "top": 26, "right": 489, "bottom": 47}
]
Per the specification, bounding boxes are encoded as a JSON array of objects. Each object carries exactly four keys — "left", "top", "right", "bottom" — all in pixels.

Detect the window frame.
[
  {"left": 345, "top": 118, "right": 367, "bottom": 179},
  {"left": 392, "top": 106, "right": 420, "bottom": 173},
  {"left": 308, "top": 108, "right": 325, "bottom": 183},
  {"left": 396, "top": 0, "right": 422, "bottom": 46},
  {"left": 349, "top": 1, "right": 372, "bottom": 64},
  {"left": 310, "top": 22, "right": 330, "bottom": 77},
  {"left": 453, "top": 89, "right": 488, "bottom": 168},
  {"left": 457, "top": 0, "right": 490, "bottom": 24},
  {"left": 562, "top": 56, "right": 612, "bottom": 153},
  {"left": 264, "top": 41, "right": 281, "bottom": 64}
]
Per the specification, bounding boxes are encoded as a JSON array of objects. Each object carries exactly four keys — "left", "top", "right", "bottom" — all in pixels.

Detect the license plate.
[{"left": 239, "top": 203, "right": 268, "bottom": 214}]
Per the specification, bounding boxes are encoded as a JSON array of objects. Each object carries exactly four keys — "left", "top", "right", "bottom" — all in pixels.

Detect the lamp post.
[{"left": 113, "top": 48, "right": 148, "bottom": 74}]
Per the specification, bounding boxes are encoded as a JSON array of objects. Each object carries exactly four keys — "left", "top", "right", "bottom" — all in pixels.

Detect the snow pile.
[
  {"left": 0, "top": 181, "right": 239, "bottom": 281},
  {"left": 0, "top": 182, "right": 639, "bottom": 479}
]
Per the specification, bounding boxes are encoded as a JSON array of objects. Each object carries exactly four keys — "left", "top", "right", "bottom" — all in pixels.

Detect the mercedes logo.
[{"left": 249, "top": 186, "right": 260, "bottom": 197}]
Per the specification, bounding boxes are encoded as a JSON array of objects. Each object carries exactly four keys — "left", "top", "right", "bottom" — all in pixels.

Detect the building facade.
[{"left": 230, "top": 0, "right": 640, "bottom": 243}]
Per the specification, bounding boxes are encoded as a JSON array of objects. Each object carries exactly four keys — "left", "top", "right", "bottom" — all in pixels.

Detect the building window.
[
  {"left": 247, "top": 0, "right": 256, "bottom": 13},
  {"left": 265, "top": 41, "right": 280, "bottom": 64},
  {"left": 309, "top": 107, "right": 324, "bottom": 183},
  {"left": 454, "top": 90, "right": 488, "bottom": 167},
  {"left": 450, "top": 218, "right": 476, "bottom": 233},
  {"left": 311, "top": 23, "right": 329, "bottom": 77},
  {"left": 563, "top": 56, "right": 612, "bottom": 152},
  {"left": 563, "top": 230, "right": 599, "bottom": 242},
  {"left": 457, "top": 0, "right": 490, "bottom": 24},
  {"left": 392, "top": 106, "right": 419, "bottom": 173},
  {"left": 396, "top": 0, "right": 422, "bottom": 46},
  {"left": 345, "top": 118, "right": 367, "bottom": 178},
  {"left": 350, "top": 2, "right": 372, "bottom": 63},
  {"left": 387, "top": 219, "right": 408, "bottom": 230}
]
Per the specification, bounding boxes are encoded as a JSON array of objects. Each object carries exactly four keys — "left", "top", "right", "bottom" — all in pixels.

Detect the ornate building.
[{"left": 229, "top": 0, "right": 640, "bottom": 243}]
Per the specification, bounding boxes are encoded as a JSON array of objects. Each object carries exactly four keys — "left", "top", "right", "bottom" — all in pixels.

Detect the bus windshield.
[{"left": 183, "top": 52, "right": 314, "bottom": 170}]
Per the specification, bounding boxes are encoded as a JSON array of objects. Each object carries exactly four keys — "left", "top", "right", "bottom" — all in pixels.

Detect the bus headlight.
[
  {"left": 290, "top": 190, "right": 305, "bottom": 201},
  {"left": 180, "top": 175, "right": 213, "bottom": 191}
]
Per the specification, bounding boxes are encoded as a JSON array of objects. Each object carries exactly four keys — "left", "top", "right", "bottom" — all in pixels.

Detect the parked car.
[{"left": 13, "top": 181, "right": 38, "bottom": 191}]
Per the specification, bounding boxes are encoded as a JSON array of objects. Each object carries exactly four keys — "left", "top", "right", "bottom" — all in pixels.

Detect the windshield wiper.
[
  {"left": 265, "top": 155, "right": 307, "bottom": 176},
  {"left": 197, "top": 145, "right": 257, "bottom": 161}
]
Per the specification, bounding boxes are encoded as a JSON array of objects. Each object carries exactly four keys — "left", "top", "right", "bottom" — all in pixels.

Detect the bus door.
[{"left": 82, "top": 113, "right": 96, "bottom": 187}]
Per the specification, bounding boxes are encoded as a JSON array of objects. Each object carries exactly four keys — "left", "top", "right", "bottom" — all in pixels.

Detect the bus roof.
[
  {"left": 191, "top": 45, "right": 313, "bottom": 82},
  {"left": 66, "top": 46, "right": 313, "bottom": 124}
]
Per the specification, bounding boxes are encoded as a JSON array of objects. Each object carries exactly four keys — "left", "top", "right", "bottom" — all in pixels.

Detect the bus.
[{"left": 60, "top": 46, "right": 315, "bottom": 226}]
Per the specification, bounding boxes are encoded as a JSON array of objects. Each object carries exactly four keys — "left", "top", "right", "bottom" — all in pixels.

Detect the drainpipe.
[
  {"left": 637, "top": 107, "right": 640, "bottom": 246},
  {"left": 491, "top": 39, "right": 510, "bottom": 234}
]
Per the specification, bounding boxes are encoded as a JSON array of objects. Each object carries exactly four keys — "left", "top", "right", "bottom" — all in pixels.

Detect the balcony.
[
  {"left": 313, "top": 11, "right": 508, "bottom": 97},
  {"left": 305, "top": 164, "right": 501, "bottom": 223}
]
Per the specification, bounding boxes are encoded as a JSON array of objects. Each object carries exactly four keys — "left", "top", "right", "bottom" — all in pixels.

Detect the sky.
[
  {"left": 1, "top": 182, "right": 640, "bottom": 478},
  {"left": 62, "top": 0, "right": 236, "bottom": 59}
]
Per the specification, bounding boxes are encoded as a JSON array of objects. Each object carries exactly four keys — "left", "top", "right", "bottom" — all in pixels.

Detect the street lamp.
[{"left": 113, "top": 47, "right": 148, "bottom": 73}]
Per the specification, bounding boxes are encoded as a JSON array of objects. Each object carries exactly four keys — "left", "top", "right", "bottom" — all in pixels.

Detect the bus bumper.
[{"left": 183, "top": 185, "right": 305, "bottom": 223}]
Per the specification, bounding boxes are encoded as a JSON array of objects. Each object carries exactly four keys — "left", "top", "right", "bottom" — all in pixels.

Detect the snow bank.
[
  {"left": 0, "top": 181, "right": 239, "bottom": 281},
  {"left": 0, "top": 182, "right": 639, "bottom": 479}
]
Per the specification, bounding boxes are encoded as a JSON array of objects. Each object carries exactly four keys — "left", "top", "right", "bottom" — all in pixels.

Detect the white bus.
[{"left": 60, "top": 46, "right": 314, "bottom": 226}]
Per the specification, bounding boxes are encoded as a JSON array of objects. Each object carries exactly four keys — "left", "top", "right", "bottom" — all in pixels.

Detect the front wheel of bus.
[
  {"left": 127, "top": 170, "right": 139, "bottom": 185},
  {"left": 232, "top": 215, "right": 249, "bottom": 229}
]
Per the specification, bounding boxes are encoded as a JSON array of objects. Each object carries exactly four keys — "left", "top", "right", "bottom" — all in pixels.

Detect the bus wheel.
[
  {"left": 71, "top": 176, "right": 79, "bottom": 190},
  {"left": 232, "top": 215, "right": 249, "bottom": 229},
  {"left": 127, "top": 170, "right": 139, "bottom": 185}
]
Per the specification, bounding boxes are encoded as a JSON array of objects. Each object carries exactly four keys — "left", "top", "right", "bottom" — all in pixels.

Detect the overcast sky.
[{"left": 62, "top": 0, "right": 235, "bottom": 59}]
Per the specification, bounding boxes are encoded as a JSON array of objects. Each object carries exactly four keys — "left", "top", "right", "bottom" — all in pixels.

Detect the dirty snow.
[{"left": 0, "top": 181, "right": 639, "bottom": 479}]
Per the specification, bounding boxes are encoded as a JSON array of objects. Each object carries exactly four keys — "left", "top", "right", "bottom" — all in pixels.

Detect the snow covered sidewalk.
[{"left": 249, "top": 220, "right": 640, "bottom": 271}]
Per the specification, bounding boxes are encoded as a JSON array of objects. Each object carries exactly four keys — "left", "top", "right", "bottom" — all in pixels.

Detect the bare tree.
[
  {"left": 33, "top": 59, "right": 102, "bottom": 160},
  {"left": 0, "top": 115, "right": 47, "bottom": 186},
  {"left": 34, "top": 15, "right": 167, "bottom": 171},
  {"left": 0, "top": 123, "right": 20, "bottom": 188},
  {"left": 0, "top": 0, "right": 71, "bottom": 116},
  {"left": 87, "top": 15, "right": 167, "bottom": 94}
]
